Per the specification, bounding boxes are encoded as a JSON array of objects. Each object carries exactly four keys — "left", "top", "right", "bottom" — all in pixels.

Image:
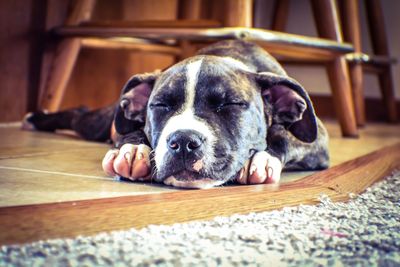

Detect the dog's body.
[{"left": 25, "top": 40, "right": 329, "bottom": 188}]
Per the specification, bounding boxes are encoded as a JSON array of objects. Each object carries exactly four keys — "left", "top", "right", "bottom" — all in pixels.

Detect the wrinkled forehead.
[{"left": 151, "top": 56, "right": 256, "bottom": 100}]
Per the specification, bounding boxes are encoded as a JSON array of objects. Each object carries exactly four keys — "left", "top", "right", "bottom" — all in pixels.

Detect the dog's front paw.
[
  {"left": 236, "top": 151, "right": 282, "bottom": 185},
  {"left": 102, "top": 144, "right": 152, "bottom": 181}
]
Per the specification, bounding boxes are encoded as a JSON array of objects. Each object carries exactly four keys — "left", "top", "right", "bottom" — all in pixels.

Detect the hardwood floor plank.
[
  {"left": 1, "top": 122, "right": 398, "bottom": 207},
  {"left": 0, "top": 143, "right": 399, "bottom": 246}
]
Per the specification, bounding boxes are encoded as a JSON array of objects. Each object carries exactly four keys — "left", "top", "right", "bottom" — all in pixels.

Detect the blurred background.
[{"left": 0, "top": 0, "right": 398, "bottom": 122}]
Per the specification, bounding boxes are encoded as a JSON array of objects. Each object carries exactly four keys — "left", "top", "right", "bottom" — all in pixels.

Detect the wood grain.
[
  {"left": 0, "top": 143, "right": 399, "bottom": 246},
  {"left": 0, "top": 0, "right": 32, "bottom": 121}
]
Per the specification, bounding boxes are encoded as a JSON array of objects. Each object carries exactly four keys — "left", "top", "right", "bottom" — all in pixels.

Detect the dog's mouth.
[{"left": 162, "top": 170, "right": 227, "bottom": 189}]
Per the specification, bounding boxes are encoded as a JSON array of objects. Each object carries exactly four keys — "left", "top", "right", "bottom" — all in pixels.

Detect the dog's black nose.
[{"left": 167, "top": 130, "right": 204, "bottom": 156}]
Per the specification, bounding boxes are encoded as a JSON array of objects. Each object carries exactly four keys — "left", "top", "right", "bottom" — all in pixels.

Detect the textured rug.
[{"left": 1, "top": 171, "right": 399, "bottom": 267}]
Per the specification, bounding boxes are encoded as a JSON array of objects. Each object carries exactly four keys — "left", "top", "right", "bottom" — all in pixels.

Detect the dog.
[{"left": 23, "top": 40, "right": 329, "bottom": 189}]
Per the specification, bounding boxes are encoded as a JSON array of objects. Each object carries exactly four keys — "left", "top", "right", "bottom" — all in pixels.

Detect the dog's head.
[{"left": 114, "top": 56, "right": 317, "bottom": 188}]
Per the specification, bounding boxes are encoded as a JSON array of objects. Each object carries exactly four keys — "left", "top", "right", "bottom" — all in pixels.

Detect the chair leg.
[
  {"left": 271, "top": 0, "right": 290, "bottom": 31},
  {"left": 311, "top": 0, "right": 358, "bottom": 137},
  {"left": 178, "top": 0, "right": 202, "bottom": 20},
  {"left": 327, "top": 58, "right": 359, "bottom": 137},
  {"left": 177, "top": 40, "right": 197, "bottom": 61},
  {"left": 177, "top": 0, "right": 202, "bottom": 61},
  {"left": 347, "top": 63, "right": 365, "bottom": 126},
  {"left": 377, "top": 66, "right": 397, "bottom": 123},
  {"left": 340, "top": 0, "right": 365, "bottom": 126},
  {"left": 39, "top": 0, "right": 96, "bottom": 111},
  {"left": 224, "top": 0, "right": 254, "bottom": 27},
  {"left": 365, "top": 0, "right": 398, "bottom": 123},
  {"left": 40, "top": 39, "right": 82, "bottom": 111}
]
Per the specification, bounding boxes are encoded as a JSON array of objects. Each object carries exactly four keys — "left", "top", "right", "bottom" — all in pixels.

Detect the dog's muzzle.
[{"left": 158, "top": 129, "right": 223, "bottom": 188}]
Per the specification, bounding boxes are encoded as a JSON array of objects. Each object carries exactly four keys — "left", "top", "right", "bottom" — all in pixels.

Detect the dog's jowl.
[{"left": 24, "top": 40, "right": 329, "bottom": 189}]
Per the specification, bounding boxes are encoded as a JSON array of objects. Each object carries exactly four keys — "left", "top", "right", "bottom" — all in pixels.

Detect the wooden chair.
[
  {"left": 272, "top": 0, "right": 397, "bottom": 126},
  {"left": 340, "top": 0, "right": 397, "bottom": 125},
  {"left": 39, "top": 0, "right": 359, "bottom": 137}
]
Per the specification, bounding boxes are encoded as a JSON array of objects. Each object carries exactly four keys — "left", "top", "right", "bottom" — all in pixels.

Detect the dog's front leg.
[
  {"left": 236, "top": 125, "right": 290, "bottom": 185},
  {"left": 102, "top": 131, "right": 152, "bottom": 181},
  {"left": 237, "top": 122, "right": 329, "bottom": 185}
]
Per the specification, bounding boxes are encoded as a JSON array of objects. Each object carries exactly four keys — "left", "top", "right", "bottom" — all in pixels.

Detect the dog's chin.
[
  {"left": 162, "top": 170, "right": 227, "bottom": 189},
  {"left": 163, "top": 176, "right": 226, "bottom": 189}
]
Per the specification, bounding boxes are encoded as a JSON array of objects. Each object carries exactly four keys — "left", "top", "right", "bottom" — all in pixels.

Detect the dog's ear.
[
  {"left": 115, "top": 71, "right": 160, "bottom": 135},
  {"left": 256, "top": 72, "right": 317, "bottom": 143}
]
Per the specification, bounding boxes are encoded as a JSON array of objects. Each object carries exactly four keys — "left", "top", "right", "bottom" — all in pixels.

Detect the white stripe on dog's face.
[
  {"left": 154, "top": 59, "right": 216, "bottom": 172},
  {"left": 182, "top": 59, "right": 201, "bottom": 111}
]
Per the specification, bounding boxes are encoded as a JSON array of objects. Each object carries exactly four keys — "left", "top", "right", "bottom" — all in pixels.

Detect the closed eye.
[
  {"left": 216, "top": 102, "right": 248, "bottom": 112},
  {"left": 149, "top": 103, "right": 171, "bottom": 111}
]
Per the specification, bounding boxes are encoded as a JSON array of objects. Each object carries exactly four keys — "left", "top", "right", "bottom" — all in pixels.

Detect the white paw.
[
  {"left": 102, "top": 144, "right": 152, "bottom": 181},
  {"left": 21, "top": 110, "right": 49, "bottom": 131},
  {"left": 236, "top": 151, "right": 282, "bottom": 184},
  {"left": 21, "top": 113, "right": 36, "bottom": 131}
]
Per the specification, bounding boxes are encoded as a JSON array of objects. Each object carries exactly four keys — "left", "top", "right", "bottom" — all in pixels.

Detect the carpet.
[{"left": 1, "top": 171, "right": 399, "bottom": 266}]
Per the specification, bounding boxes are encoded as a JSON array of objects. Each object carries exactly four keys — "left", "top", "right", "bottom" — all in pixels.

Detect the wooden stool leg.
[
  {"left": 178, "top": 0, "right": 202, "bottom": 20},
  {"left": 347, "top": 62, "right": 364, "bottom": 126},
  {"left": 340, "top": 0, "right": 365, "bottom": 127},
  {"left": 311, "top": 0, "right": 358, "bottom": 137},
  {"left": 271, "top": 0, "right": 290, "bottom": 31},
  {"left": 176, "top": 0, "right": 202, "bottom": 61},
  {"left": 40, "top": 39, "right": 81, "bottom": 111},
  {"left": 224, "top": 0, "right": 254, "bottom": 27},
  {"left": 365, "top": 0, "right": 398, "bottom": 123},
  {"left": 39, "top": 0, "right": 95, "bottom": 111}
]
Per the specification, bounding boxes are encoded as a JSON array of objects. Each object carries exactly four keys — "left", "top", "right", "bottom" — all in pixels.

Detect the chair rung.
[
  {"left": 54, "top": 26, "right": 354, "bottom": 59},
  {"left": 80, "top": 19, "right": 222, "bottom": 28},
  {"left": 346, "top": 53, "right": 397, "bottom": 66},
  {"left": 81, "top": 37, "right": 181, "bottom": 55}
]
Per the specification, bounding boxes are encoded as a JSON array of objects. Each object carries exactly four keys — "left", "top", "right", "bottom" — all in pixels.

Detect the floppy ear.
[
  {"left": 256, "top": 72, "right": 318, "bottom": 143},
  {"left": 114, "top": 71, "right": 160, "bottom": 135}
]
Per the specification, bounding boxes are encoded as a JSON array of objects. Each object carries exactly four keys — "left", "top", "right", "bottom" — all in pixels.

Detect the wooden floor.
[{"left": 0, "top": 120, "right": 399, "bottom": 245}]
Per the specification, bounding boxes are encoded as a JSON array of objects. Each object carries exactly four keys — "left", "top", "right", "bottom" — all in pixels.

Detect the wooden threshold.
[{"left": 0, "top": 143, "right": 399, "bottom": 246}]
